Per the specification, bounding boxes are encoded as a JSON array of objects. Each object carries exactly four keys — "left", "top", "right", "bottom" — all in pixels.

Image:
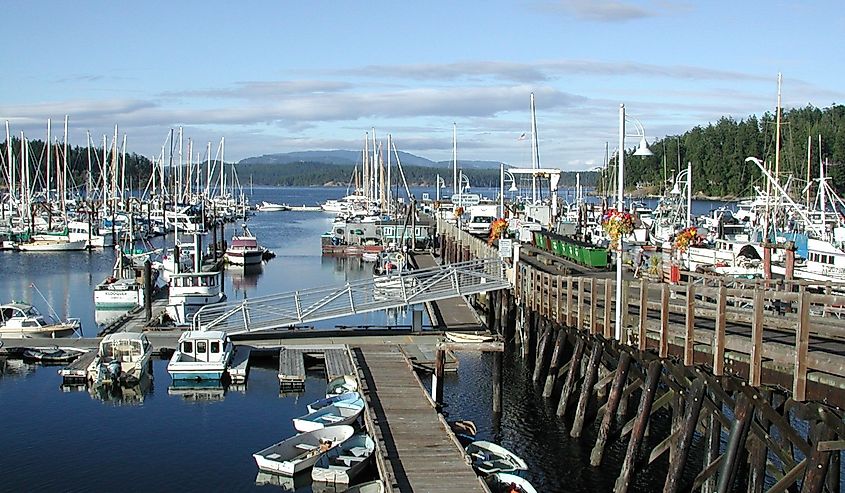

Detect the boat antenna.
[{"left": 29, "top": 282, "right": 62, "bottom": 322}]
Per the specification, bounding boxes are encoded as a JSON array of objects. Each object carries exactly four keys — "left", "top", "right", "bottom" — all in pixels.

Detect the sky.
[{"left": 2, "top": 1, "right": 844, "bottom": 171}]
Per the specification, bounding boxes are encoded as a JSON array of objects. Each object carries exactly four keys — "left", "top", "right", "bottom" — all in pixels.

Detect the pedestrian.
[{"left": 634, "top": 249, "right": 645, "bottom": 278}]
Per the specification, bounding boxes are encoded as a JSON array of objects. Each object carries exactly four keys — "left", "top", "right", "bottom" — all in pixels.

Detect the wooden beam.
[
  {"left": 557, "top": 336, "right": 585, "bottom": 417},
  {"left": 571, "top": 341, "right": 603, "bottom": 438},
  {"left": 604, "top": 279, "right": 613, "bottom": 339},
  {"left": 684, "top": 283, "right": 695, "bottom": 366},
  {"left": 590, "top": 351, "right": 632, "bottom": 466},
  {"left": 794, "top": 290, "right": 810, "bottom": 401},
  {"left": 750, "top": 288, "right": 764, "bottom": 386},
  {"left": 660, "top": 284, "right": 669, "bottom": 358},
  {"left": 638, "top": 280, "right": 648, "bottom": 351},
  {"left": 714, "top": 283, "right": 727, "bottom": 376},
  {"left": 663, "top": 378, "right": 706, "bottom": 493}
]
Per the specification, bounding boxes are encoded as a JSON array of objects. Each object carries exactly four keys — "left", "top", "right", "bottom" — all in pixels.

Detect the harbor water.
[{"left": 0, "top": 187, "right": 737, "bottom": 492}]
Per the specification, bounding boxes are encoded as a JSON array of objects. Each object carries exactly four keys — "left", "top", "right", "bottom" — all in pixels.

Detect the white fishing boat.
[
  {"left": 326, "top": 375, "right": 358, "bottom": 398},
  {"left": 445, "top": 331, "right": 496, "bottom": 343},
  {"left": 485, "top": 472, "right": 538, "bottom": 493},
  {"left": 311, "top": 433, "right": 375, "bottom": 484},
  {"left": 256, "top": 201, "right": 288, "bottom": 212},
  {"left": 0, "top": 302, "right": 82, "bottom": 339},
  {"left": 94, "top": 249, "right": 161, "bottom": 309},
  {"left": 225, "top": 224, "right": 264, "bottom": 266},
  {"left": 87, "top": 332, "right": 153, "bottom": 386},
  {"left": 465, "top": 441, "right": 529, "bottom": 476},
  {"left": 252, "top": 425, "right": 355, "bottom": 476},
  {"left": 167, "top": 330, "right": 234, "bottom": 381},
  {"left": 67, "top": 220, "right": 110, "bottom": 248},
  {"left": 293, "top": 395, "right": 365, "bottom": 432},
  {"left": 16, "top": 236, "right": 87, "bottom": 251},
  {"left": 166, "top": 271, "right": 226, "bottom": 326},
  {"left": 307, "top": 391, "right": 361, "bottom": 413}
]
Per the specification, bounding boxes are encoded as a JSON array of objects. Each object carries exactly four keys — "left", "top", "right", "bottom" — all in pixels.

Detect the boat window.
[
  {"left": 182, "top": 341, "right": 193, "bottom": 353},
  {"left": 335, "top": 229, "right": 344, "bottom": 235},
  {"left": 197, "top": 341, "right": 207, "bottom": 354},
  {"left": 210, "top": 341, "right": 220, "bottom": 353}
]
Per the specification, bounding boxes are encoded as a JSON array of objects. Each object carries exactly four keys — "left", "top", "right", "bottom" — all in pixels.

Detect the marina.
[{"left": 2, "top": 184, "right": 845, "bottom": 492}]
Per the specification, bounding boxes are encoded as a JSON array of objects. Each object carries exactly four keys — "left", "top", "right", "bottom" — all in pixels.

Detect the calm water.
[{"left": 4, "top": 187, "right": 827, "bottom": 492}]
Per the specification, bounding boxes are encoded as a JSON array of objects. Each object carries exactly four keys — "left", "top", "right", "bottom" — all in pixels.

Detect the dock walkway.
[
  {"left": 413, "top": 253, "right": 482, "bottom": 331},
  {"left": 354, "top": 345, "right": 485, "bottom": 493}
]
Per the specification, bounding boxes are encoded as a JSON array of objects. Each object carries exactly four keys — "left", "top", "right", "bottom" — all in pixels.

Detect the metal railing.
[{"left": 192, "top": 257, "right": 510, "bottom": 334}]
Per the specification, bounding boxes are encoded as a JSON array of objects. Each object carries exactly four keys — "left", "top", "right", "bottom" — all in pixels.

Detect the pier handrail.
[{"left": 192, "top": 257, "right": 510, "bottom": 334}]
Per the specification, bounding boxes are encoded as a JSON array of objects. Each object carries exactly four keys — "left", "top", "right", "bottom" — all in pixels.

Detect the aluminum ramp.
[{"left": 192, "top": 258, "right": 510, "bottom": 335}]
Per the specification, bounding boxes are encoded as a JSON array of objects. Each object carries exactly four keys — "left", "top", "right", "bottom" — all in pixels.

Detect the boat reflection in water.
[
  {"left": 95, "top": 307, "right": 130, "bottom": 327},
  {"left": 0, "top": 357, "right": 37, "bottom": 377},
  {"left": 254, "top": 470, "right": 311, "bottom": 492},
  {"left": 167, "top": 378, "right": 229, "bottom": 401},
  {"left": 229, "top": 262, "right": 263, "bottom": 294},
  {"left": 60, "top": 373, "right": 153, "bottom": 405}
]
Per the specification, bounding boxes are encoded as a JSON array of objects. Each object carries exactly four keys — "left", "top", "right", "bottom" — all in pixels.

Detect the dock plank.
[
  {"left": 277, "top": 347, "right": 305, "bottom": 389},
  {"left": 325, "top": 348, "right": 354, "bottom": 380},
  {"left": 355, "top": 345, "right": 485, "bottom": 493}
]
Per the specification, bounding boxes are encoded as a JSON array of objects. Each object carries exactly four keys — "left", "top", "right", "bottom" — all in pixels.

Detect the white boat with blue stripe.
[{"left": 167, "top": 330, "right": 234, "bottom": 381}]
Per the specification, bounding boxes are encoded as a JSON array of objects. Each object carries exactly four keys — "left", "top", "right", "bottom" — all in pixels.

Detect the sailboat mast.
[
  {"left": 6, "top": 121, "right": 14, "bottom": 204},
  {"left": 452, "top": 123, "right": 457, "bottom": 196},
  {"left": 806, "top": 133, "right": 812, "bottom": 209},
  {"left": 371, "top": 128, "right": 377, "bottom": 201},
  {"left": 62, "top": 115, "right": 68, "bottom": 220},
  {"left": 386, "top": 134, "right": 392, "bottom": 212},
  {"left": 774, "top": 72, "right": 782, "bottom": 184},
  {"left": 363, "top": 133, "right": 369, "bottom": 199},
  {"left": 530, "top": 92, "right": 539, "bottom": 203},
  {"left": 46, "top": 119, "right": 51, "bottom": 203}
]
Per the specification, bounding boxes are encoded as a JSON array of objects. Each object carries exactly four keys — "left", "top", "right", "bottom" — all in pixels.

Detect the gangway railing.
[{"left": 192, "top": 257, "right": 510, "bottom": 335}]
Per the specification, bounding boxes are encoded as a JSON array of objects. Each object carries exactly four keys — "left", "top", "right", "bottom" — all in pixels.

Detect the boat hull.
[
  {"left": 253, "top": 425, "right": 355, "bottom": 476},
  {"left": 224, "top": 249, "right": 263, "bottom": 265}
]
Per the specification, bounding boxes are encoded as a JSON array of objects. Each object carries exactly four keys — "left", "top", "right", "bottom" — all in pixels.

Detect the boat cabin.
[
  {"left": 0, "top": 303, "right": 47, "bottom": 328},
  {"left": 169, "top": 272, "right": 221, "bottom": 292},
  {"left": 176, "top": 331, "right": 232, "bottom": 363}
]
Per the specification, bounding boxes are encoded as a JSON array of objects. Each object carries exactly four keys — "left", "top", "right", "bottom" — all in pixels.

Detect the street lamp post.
[{"left": 615, "top": 103, "right": 653, "bottom": 342}]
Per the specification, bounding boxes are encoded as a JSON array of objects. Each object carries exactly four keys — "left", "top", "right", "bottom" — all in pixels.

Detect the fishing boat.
[
  {"left": 256, "top": 201, "right": 288, "bottom": 212},
  {"left": 465, "top": 441, "right": 529, "bottom": 476},
  {"left": 166, "top": 271, "right": 226, "bottom": 326},
  {"left": 0, "top": 302, "right": 82, "bottom": 339},
  {"left": 485, "top": 472, "right": 538, "bottom": 493},
  {"left": 94, "top": 249, "right": 161, "bottom": 309},
  {"left": 225, "top": 224, "right": 264, "bottom": 266},
  {"left": 445, "top": 331, "right": 496, "bottom": 343},
  {"left": 87, "top": 332, "right": 153, "bottom": 386},
  {"left": 167, "top": 330, "right": 234, "bottom": 381},
  {"left": 311, "top": 433, "right": 375, "bottom": 484},
  {"left": 292, "top": 395, "right": 365, "bottom": 432},
  {"left": 252, "top": 425, "right": 355, "bottom": 476},
  {"left": 307, "top": 391, "right": 361, "bottom": 413},
  {"left": 326, "top": 375, "right": 358, "bottom": 398}
]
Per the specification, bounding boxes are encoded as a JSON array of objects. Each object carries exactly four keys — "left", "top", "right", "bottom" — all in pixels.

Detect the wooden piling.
[
  {"left": 716, "top": 392, "right": 753, "bottom": 493},
  {"left": 532, "top": 321, "right": 553, "bottom": 383},
  {"left": 543, "top": 328, "right": 566, "bottom": 398},
  {"left": 557, "top": 336, "right": 585, "bottom": 417},
  {"left": 432, "top": 349, "right": 445, "bottom": 405},
  {"left": 492, "top": 351, "right": 503, "bottom": 414},
  {"left": 143, "top": 259, "right": 152, "bottom": 322},
  {"left": 614, "top": 359, "right": 662, "bottom": 493},
  {"left": 663, "top": 378, "right": 706, "bottom": 493},
  {"left": 571, "top": 340, "right": 603, "bottom": 438},
  {"left": 702, "top": 393, "right": 721, "bottom": 493},
  {"left": 801, "top": 422, "right": 835, "bottom": 493},
  {"left": 590, "top": 351, "right": 632, "bottom": 466}
]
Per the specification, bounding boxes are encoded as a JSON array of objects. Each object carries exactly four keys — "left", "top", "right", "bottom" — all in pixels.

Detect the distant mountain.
[{"left": 238, "top": 150, "right": 502, "bottom": 169}]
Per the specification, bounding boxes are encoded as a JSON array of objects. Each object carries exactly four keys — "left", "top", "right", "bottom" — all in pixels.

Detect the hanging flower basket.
[
  {"left": 488, "top": 219, "right": 508, "bottom": 246},
  {"left": 674, "top": 226, "right": 701, "bottom": 253},
  {"left": 600, "top": 208, "right": 634, "bottom": 250},
  {"left": 454, "top": 206, "right": 464, "bottom": 218}
]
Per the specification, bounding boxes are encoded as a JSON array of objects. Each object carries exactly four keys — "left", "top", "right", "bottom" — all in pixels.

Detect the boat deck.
[{"left": 354, "top": 345, "right": 486, "bottom": 493}]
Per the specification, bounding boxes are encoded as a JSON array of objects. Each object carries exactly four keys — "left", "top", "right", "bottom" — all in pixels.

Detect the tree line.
[{"left": 619, "top": 104, "right": 845, "bottom": 198}]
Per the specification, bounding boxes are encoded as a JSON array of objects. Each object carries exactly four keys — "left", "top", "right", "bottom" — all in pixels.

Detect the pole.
[
  {"left": 499, "top": 163, "right": 504, "bottom": 217},
  {"left": 615, "top": 104, "right": 625, "bottom": 341},
  {"left": 686, "top": 161, "right": 692, "bottom": 228}
]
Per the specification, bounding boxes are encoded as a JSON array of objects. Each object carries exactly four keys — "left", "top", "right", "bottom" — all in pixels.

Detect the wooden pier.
[
  {"left": 354, "top": 345, "right": 486, "bottom": 493},
  {"left": 277, "top": 344, "right": 357, "bottom": 391},
  {"left": 437, "top": 218, "right": 845, "bottom": 493}
]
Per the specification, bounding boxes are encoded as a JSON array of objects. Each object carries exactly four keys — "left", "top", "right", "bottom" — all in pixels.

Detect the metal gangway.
[{"left": 192, "top": 257, "right": 511, "bottom": 335}]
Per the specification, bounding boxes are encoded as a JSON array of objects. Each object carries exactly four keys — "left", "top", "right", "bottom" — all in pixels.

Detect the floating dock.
[{"left": 57, "top": 350, "right": 97, "bottom": 382}]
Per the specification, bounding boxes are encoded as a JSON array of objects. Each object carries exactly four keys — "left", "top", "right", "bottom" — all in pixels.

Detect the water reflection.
[
  {"left": 254, "top": 471, "right": 312, "bottom": 492},
  {"left": 95, "top": 307, "right": 130, "bottom": 326},
  {"left": 0, "top": 357, "right": 37, "bottom": 377},
  {"left": 230, "top": 263, "right": 264, "bottom": 294},
  {"left": 168, "top": 379, "right": 228, "bottom": 401},
  {"left": 59, "top": 373, "right": 154, "bottom": 405}
]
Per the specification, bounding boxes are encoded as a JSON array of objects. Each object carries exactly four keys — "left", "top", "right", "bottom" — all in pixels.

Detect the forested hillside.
[{"left": 621, "top": 104, "right": 845, "bottom": 198}]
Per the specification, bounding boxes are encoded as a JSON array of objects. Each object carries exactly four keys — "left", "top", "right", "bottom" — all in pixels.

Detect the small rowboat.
[
  {"left": 445, "top": 331, "right": 496, "bottom": 343},
  {"left": 465, "top": 440, "right": 528, "bottom": 476}
]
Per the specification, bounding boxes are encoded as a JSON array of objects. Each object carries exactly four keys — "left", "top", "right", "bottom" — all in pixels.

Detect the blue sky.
[{"left": 2, "top": 1, "right": 843, "bottom": 170}]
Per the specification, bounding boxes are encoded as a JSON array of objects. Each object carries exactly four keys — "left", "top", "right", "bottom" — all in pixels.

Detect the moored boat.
[
  {"left": 252, "top": 425, "right": 355, "bottom": 476},
  {"left": 0, "top": 302, "right": 82, "bottom": 339},
  {"left": 485, "top": 472, "right": 538, "bottom": 493},
  {"left": 465, "top": 440, "right": 528, "bottom": 476},
  {"left": 166, "top": 271, "right": 226, "bottom": 326},
  {"left": 311, "top": 433, "right": 375, "bottom": 484},
  {"left": 343, "top": 480, "right": 386, "bottom": 493},
  {"left": 307, "top": 391, "right": 361, "bottom": 413},
  {"left": 326, "top": 375, "right": 358, "bottom": 398},
  {"left": 87, "top": 332, "right": 153, "bottom": 386},
  {"left": 257, "top": 201, "right": 288, "bottom": 212},
  {"left": 167, "top": 330, "right": 234, "bottom": 381},
  {"left": 225, "top": 224, "right": 265, "bottom": 266},
  {"left": 445, "top": 331, "right": 496, "bottom": 343},
  {"left": 22, "top": 346, "right": 85, "bottom": 363},
  {"left": 292, "top": 395, "right": 365, "bottom": 433}
]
